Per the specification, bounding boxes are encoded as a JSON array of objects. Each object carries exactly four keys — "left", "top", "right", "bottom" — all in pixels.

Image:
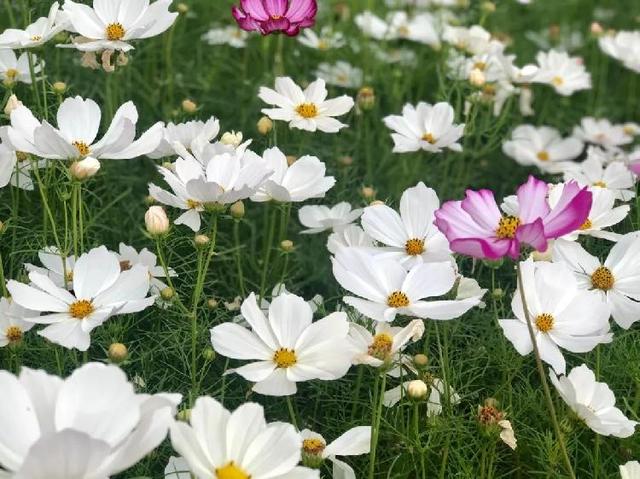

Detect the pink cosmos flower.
[
  {"left": 232, "top": 0, "right": 317, "bottom": 36},
  {"left": 434, "top": 176, "right": 592, "bottom": 260},
  {"left": 629, "top": 161, "right": 640, "bottom": 176}
]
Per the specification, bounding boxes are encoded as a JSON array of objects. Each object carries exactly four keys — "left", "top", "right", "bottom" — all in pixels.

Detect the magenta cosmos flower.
[
  {"left": 232, "top": 0, "right": 317, "bottom": 36},
  {"left": 434, "top": 176, "right": 592, "bottom": 260}
]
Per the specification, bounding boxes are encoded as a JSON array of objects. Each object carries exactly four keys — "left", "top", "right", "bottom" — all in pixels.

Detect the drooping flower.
[
  {"left": 231, "top": 0, "right": 318, "bottom": 36},
  {"left": 434, "top": 176, "right": 592, "bottom": 260},
  {"left": 298, "top": 202, "right": 362, "bottom": 234},
  {"left": 148, "top": 117, "right": 220, "bottom": 159},
  {"left": 0, "top": 297, "right": 35, "bottom": 347},
  {"left": 259, "top": 77, "right": 354, "bottom": 133},
  {"left": 7, "top": 246, "right": 156, "bottom": 350},
  {"left": 4, "top": 97, "right": 163, "bottom": 162},
  {"left": 360, "top": 182, "right": 452, "bottom": 267},
  {"left": 332, "top": 248, "right": 482, "bottom": 322},
  {"left": 383, "top": 102, "right": 464, "bottom": 154},
  {"left": 300, "top": 426, "right": 371, "bottom": 478},
  {"left": 502, "top": 125, "right": 584, "bottom": 174},
  {"left": 553, "top": 235, "right": 640, "bottom": 329},
  {"left": 599, "top": 31, "right": 640, "bottom": 73},
  {"left": 0, "top": 362, "right": 181, "bottom": 477},
  {"left": 355, "top": 10, "right": 440, "bottom": 47},
  {"left": 62, "top": 0, "right": 178, "bottom": 52},
  {"left": 532, "top": 50, "right": 592, "bottom": 96},
  {"left": 250, "top": 147, "right": 335, "bottom": 202},
  {"left": 476, "top": 399, "right": 517, "bottom": 450},
  {"left": 24, "top": 246, "right": 77, "bottom": 289},
  {"left": 0, "top": 49, "right": 43, "bottom": 86},
  {"left": 348, "top": 319, "right": 424, "bottom": 367},
  {"left": 210, "top": 292, "right": 353, "bottom": 396},
  {"left": 0, "top": 141, "right": 37, "bottom": 190},
  {"left": 327, "top": 224, "right": 374, "bottom": 254},
  {"left": 117, "top": 243, "right": 176, "bottom": 295},
  {"left": 298, "top": 27, "right": 345, "bottom": 50},
  {"left": 0, "top": 2, "right": 68, "bottom": 49},
  {"left": 315, "top": 61, "right": 363, "bottom": 89},
  {"left": 550, "top": 364, "right": 637, "bottom": 437},
  {"left": 499, "top": 258, "right": 612, "bottom": 374},
  {"left": 442, "top": 24, "right": 498, "bottom": 55}
]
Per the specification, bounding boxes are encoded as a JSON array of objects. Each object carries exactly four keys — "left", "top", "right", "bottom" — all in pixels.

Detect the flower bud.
[
  {"left": 280, "top": 240, "right": 294, "bottom": 252},
  {"left": 413, "top": 353, "right": 429, "bottom": 368},
  {"left": 338, "top": 155, "right": 353, "bottom": 167},
  {"left": 203, "top": 347, "right": 215, "bottom": 361},
  {"left": 145, "top": 206, "right": 170, "bottom": 236},
  {"left": 69, "top": 157, "right": 100, "bottom": 180},
  {"left": 52, "top": 81, "right": 67, "bottom": 94},
  {"left": 177, "top": 408, "right": 191, "bottom": 422},
  {"left": 481, "top": 1, "right": 495, "bottom": 13},
  {"left": 491, "top": 288, "right": 504, "bottom": 300},
  {"left": 194, "top": 234, "right": 210, "bottom": 247},
  {"left": 286, "top": 155, "right": 297, "bottom": 166},
  {"left": 177, "top": 2, "right": 189, "bottom": 13},
  {"left": 181, "top": 99, "right": 197, "bottom": 114},
  {"left": 590, "top": 22, "right": 604, "bottom": 36},
  {"left": 207, "top": 298, "right": 219, "bottom": 309},
  {"left": 407, "top": 379, "right": 429, "bottom": 400},
  {"left": 4, "top": 94, "right": 23, "bottom": 116},
  {"left": 220, "top": 130, "right": 243, "bottom": 147},
  {"left": 469, "top": 68, "right": 486, "bottom": 86},
  {"left": 369, "top": 200, "right": 385, "bottom": 207},
  {"left": 257, "top": 116, "right": 273, "bottom": 135},
  {"left": 361, "top": 186, "right": 376, "bottom": 200},
  {"left": 108, "top": 342, "right": 128, "bottom": 363},
  {"left": 160, "top": 287, "right": 175, "bottom": 300},
  {"left": 144, "top": 195, "right": 156, "bottom": 206},
  {"left": 230, "top": 200, "right": 245, "bottom": 219},
  {"left": 356, "top": 86, "right": 376, "bottom": 110}
]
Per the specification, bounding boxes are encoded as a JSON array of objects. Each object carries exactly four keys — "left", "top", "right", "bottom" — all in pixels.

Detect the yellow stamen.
[
  {"left": 273, "top": 348, "right": 297, "bottom": 368},
  {"left": 215, "top": 462, "right": 250, "bottom": 479},
  {"left": 591, "top": 266, "right": 614, "bottom": 291},
  {"left": 593, "top": 181, "right": 607, "bottom": 188},
  {"left": 105, "top": 23, "right": 125, "bottom": 41},
  {"left": 421, "top": 133, "right": 436, "bottom": 144},
  {"left": 495, "top": 216, "right": 520, "bottom": 239},
  {"left": 6, "top": 68, "right": 19, "bottom": 80},
  {"left": 535, "top": 313, "right": 554, "bottom": 332},
  {"left": 551, "top": 76, "right": 564, "bottom": 87},
  {"left": 296, "top": 103, "right": 318, "bottom": 119},
  {"left": 473, "top": 61, "right": 487, "bottom": 71},
  {"left": 69, "top": 300, "right": 94, "bottom": 319},
  {"left": 186, "top": 199, "right": 202, "bottom": 209},
  {"left": 579, "top": 219, "right": 592, "bottom": 230},
  {"left": 72, "top": 141, "right": 91, "bottom": 157},
  {"left": 537, "top": 151, "right": 550, "bottom": 162},
  {"left": 6, "top": 325, "right": 23, "bottom": 343},
  {"left": 387, "top": 291, "right": 410, "bottom": 308},
  {"left": 405, "top": 238, "right": 425, "bottom": 256},
  {"left": 368, "top": 332, "right": 393, "bottom": 360},
  {"left": 30, "top": 35, "right": 43, "bottom": 42},
  {"left": 302, "top": 438, "right": 326, "bottom": 455}
]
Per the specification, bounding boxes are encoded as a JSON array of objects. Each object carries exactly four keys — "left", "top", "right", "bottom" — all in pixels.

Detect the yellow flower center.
[
  {"left": 69, "top": 300, "right": 94, "bottom": 319},
  {"left": 215, "top": 462, "right": 250, "bottom": 479},
  {"left": 119, "top": 260, "right": 132, "bottom": 271},
  {"left": 473, "top": 61, "right": 487, "bottom": 71},
  {"left": 367, "top": 332, "right": 393, "bottom": 360},
  {"left": 6, "top": 68, "right": 19, "bottom": 80},
  {"left": 105, "top": 23, "right": 125, "bottom": 41},
  {"left": 16, "top": 151, "right": 29, "bottom": 162},
  {"left": 593, "top": 180, "right": 607, "bottom": 188},
  {"left": 591, "top": 266, "right": 614, "bottom": 291},
  {"left": 187, "top": 199, "right": 202, "bottom": 209},
  {"left": 551, "top": 76, "right": 564, "bottom": 87},
  {"left": 405, "top": 238, "right": 425, "bottom": 256},
  {"left": 65, "top": 270, "right": 74, "bottom": 283},
  {"left": 398, "top": 25, "right": 410, "bottom": 37},
  {"left": 421, "top": 133, "right": 436, "bottom": 144},
  {"left": 387, "top": 291, "right": 410, "bottom": 308},
  {"left": 495, "top": 216, "right": 520, "bottom": 239},
  {"left": 30, "top": 35, "right": 42, "bottom": 42},
  {"left": 535, "top": 313, "right": 554, "bottom": 332},
  {"left": 623, "top": 125, "right": 635, "bottom": 136},
  {"left": 579, "top": 218, "right": 592, "bottom": 230},
  {"left": 317, "top": 39, "right": 329, "bottom": 50},
  {"left": 296, "top": 103, "right": 318, "bottom": 119},
  {"left": 302, "top": 438, "right": 326, "bottom": 455},
  {"left": 537, "top": 151, "right": 550, "bottom": 162},
  {"left": 6, "top": 325, "right": 23, "bottom": 343},
  {"left": 273, "top": 348, "right": 297, "bottom": 368},
  {"left": 72, "top": 141, "right": 91, "bottom": 157}
]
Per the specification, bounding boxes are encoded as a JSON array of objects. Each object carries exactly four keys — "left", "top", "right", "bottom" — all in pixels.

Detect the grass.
[{"left": 1, "top": 0, "right": 640, "bottom": 477}]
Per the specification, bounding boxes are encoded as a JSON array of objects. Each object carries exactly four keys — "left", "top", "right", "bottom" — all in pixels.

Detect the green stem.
[
  {"left": 516, "top": 263, "right": 576, "bottom": 479},
  {"left": 0, "top": 251, "right": 8, "bottom": 297},
  {"left": 368, "top": 372, "right": 386, "bottom": 479},
  {"left": 154, "top": 238, "right": 190, "bottom": 315},
  {"left": 233, "top": 220, "right": 246, "bottom": 297},
  {"left": 286, "top": 395, "right": 298, "bottom": 429},
  {"left": 259, "top": 206, "right": 277, "bottom": 300}
]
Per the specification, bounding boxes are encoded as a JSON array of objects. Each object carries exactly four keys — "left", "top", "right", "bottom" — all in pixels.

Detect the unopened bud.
[
  {"left": 220, "top": 130, "right": 243, "bottom": 147},
  {"left": 69, "top": 157, "right": 100, "bottom": 180},
  {"left": 338, "top": 155, "right": 353, "bottom": 166},
  {"left": 481, "top": 1, "right": 495, "bottom": 12},
  {"left": 590, "top": 22, "right": 603, "bottom": 36},
  {"left": 145, "top": 206, "right": 170, "bottom": 236},
  {"left": 407, "top": 379, "right": 429, "bottom": 400},
  {"left": 177, "top": 408, "right": 191, "bottom": 422},
  {"left": 181, "top": 99, "right": 197, "bottom": 114},
  {"left": 257, "top": 116, "right": 273, "bottom": 135},
  {"left": 356, "top": 86, "right": 375, "bottom": 110},
  {"left": 177, "top": 2, "right": 189, "bottom": 13},
  {"left": 160, "top": 287, "right": 175, "bottom": 300},
  {"left": 469, "top": 68, "right": 486, "bottom": 86},
  {"left": 194, "top": 234, "right": 210, "bottom": 247},
  {"left": 491, "top": 288, "right": 504, "bottom": 300},
  {"left": 203, "top": 347, "right": 215, "bottom": 361},
  {"left": 52, "top": 81, "right": 67, "bottom": 94},
  {"left": 230, "top": 200, "right": 245, "bottom": 219},
  {"left": 4, "top": 94, "right": 23, "bottom": 116},
  {"left": 144, "top": 195, "right": 156, "bottom": 206},
  {"left": 361, "top": 186, "right": 376, "bottom": 200},
  {"left": 207, "top": 298, "right": 219, "bottom": 309},
  {"left": 108, "top": 342, "right": 128, "bottom": 363},
  {"left": 280, "top": 240, "right": 294, "bottom": 252},
  {"left": 369, "top": 200, "right": 385, "bottom": 207},
  {"left": 413, "top": 353, "right": 429, "bottom": 368}
]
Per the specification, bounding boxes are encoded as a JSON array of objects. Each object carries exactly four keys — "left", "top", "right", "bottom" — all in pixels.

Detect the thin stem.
[
  {"left": 0, "top": 251, "right": 9, "bottom": 297},
  {"left": 154, "top": 238, "right": 190, "bottom": 315},
  {"left": 259, "top": 206, "right": 277, "bottom": 301},
  {"left": 233, "top": 219, "right": 246, "bottom": 297},
  {"left": 368, "top": 372, "right": 386, "bottom": 479},
  {"left": 516, "top": 263, "right": 576, "bottom": 479},
  {"left": 285, "top": 395, "right": 298, "bottom": 429}
]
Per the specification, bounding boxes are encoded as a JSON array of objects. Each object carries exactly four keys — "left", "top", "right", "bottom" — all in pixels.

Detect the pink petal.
[
  {"left": 629, "top": 161, "right": 640, "bottom": 176},
  {"left": 543, "top": 182, "right": 592, "bottom": 238},
  {"left": 517, "top": 175, "right": 550, "bottom": 224},
  {"left": 450, "top": 237, "right": 514, "bottom": 260},
  {"left": 516, "top": 218, "right": 548, "bottom": 253},
  {"left": 261, "top": 16, "right": 290, "bottom": 33},
  {"left": 434, "top": 201, "right": 492, "bottom": 241},
  {"left": 286, "top": 0, "right": 317, "bottom": 23},
  {"left": 460, "top": 189, "right": 502, "bottom": 231},
  {"left": 239, "top": 0, "right": 270, "bottom": 20},
  {"left": 264, "top": 0, "right": 288, "bottom": 16}
]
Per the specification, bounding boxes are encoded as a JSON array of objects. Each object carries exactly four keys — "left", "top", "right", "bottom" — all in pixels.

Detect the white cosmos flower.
[
  {"left": 201, "top": 26, "right": 248, "bottom": 48},
  {"left": 550, "top": 184, "right": 629, "bottom": 242},
  {"left": 354, "top": 11, "right": 389, "bottom": 40},
  {"left": 6, "top": 246, "right": 156, "bottom": 351},
  {"left": 24, "top": 246, "right": 77, "bottom": 290},
  {"left": 386, "top": 11, "right": 440, "bottom": 47},
  {"left": 620, "top": 461, "right": 640, "bottom": 479},
  {"left": 442, "top": 25, "right": 498, "bottom": 55},
  {"left": 572, "top": 117, "right": 633, "bottom": 150},
  {"left": 0, "top": 297, "right": 35, "bottom": 347},
  {"left": 383, "top": 102, "right": 464, "bottom": 154},
  {"left": 4, "top": 97, "right": 163, "bottom": 162},
  {"left": 0, "top": 49, "right": 43, "bottom": 86},
  {"left": 298, "top": 27, "right": 345, "bottom": 50},
  {"left": 348, "top": 319, "right": 424, "bottom": 367},
  {"left": 62, "top": 0, "right": 178, "bottom": 52},
  {"left": 563, "top": 147, "right": 636, "bottom": 201},
  {"left": 149, "top": 147, "right": 272, "bottom": 231},
  {"left": 117, "top": 243, "right": 176, "bottom": 294},
  {"left": 499, "top": 258, "right": 612, "bottom": 374},
  {"left": 553, "top": 235, "right": 640, "bottom": 329},
  {"left": 170, "top": 397, "right": 318, "bottom": 479},
  {"left": 599, "top": 31, "right": 640, "bottom": 73},
  {"left": 532, "top": 50, "right": 592, "bottom": 96},
  {"left": 550, "top": 364, "right": 638, "bottom": 437},
  {"left": 300, "top": 426, "right": 371, "bottom": 479},
  {"left": 0, "top": 2, "right": 68, "bottom": 49},
  {"left": 210, "top": 292, "right": 353, "bottom": 396},
  {"left": 149, "top": 117, "right": 220, "bottom": 159},
  {"left": 259, "top": 77, "right": 354, "bottom": 133},
  {"left": 361, "top": 182, "right": 453, "bottom": 267},
  {"left": 298, "top": 202, "right": 362, "bottom": 234},
  {"left": 0, "top": 362, "right": 181, "bottom": 477},
  {"left": 0, "top": 142, "right": 35, "bottom": 190},
  {"left": 250, "top": 147, "right": 335, "bottom": 202},
  {"left": 332, "top": 248, "right": 482, "bottom": 322},
  {"left": 327, "top": 224, "right": 374, "bottom": 255},
  {"left": 315, "top": 61, "right": 363, "bottom": 89},
  {"left": 502, "top": 125, "right": 583, "bottom": 174}
]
